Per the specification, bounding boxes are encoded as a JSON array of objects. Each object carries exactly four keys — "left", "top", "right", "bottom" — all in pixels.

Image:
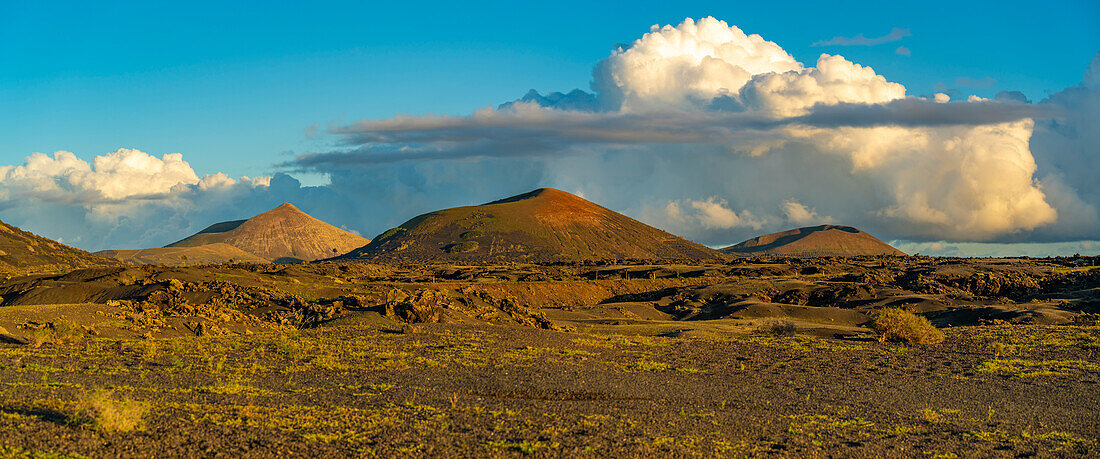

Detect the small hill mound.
[
  {"left": 721, "top": 225, "right": 905, "bottom": 257},
  {"left": 168, "top": 203, "right": 369, "bottom": 262},
  {"left": 341, "top": 188, "right": 726, "bottom": 263},
  {"left": 0, "top": 219, "right": 121, "bottom": 275},
  {"left": 96, "top": 243, "right": 268, "bottom": 267}
]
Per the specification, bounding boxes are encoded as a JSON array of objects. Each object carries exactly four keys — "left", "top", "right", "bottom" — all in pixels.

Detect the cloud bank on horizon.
[{"left": 1, "top": 17, "right": 1098, "bottom": 254}]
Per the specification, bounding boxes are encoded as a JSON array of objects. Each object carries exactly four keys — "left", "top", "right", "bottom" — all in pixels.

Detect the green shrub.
[{"left": 871, "top": 309, "right": 944, "bottom": 345}]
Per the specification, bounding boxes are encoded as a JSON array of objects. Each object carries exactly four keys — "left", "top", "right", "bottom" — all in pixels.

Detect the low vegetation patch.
[
  {"left": 755, "top": 320, "right": 797, "bottom": 337},
  {"left": 991, "top": 342, "right": 1017, "bottom": 357},
  {"left": 977, "top": 359, "right": 1100, "bottom": 378},
  {"left": 375, "top": 227, "right": 407, "bottom": 241},
  {"left": 625, "top": 360, "right": 670, "bottom": 372},
  {"left": 444, "top": 241, "right": 479, "bottom": 253},
  {"left": 15, "top": 320, "right": 86, "bottom": 348},
  {"left": 871, "top": 309, "right": 944, "bottom": 345},
  {"left": 460, "top": 229, "right": 484, "bottom": 239},
  {"left": 71, "top": 390, "right": 146, "bottom": 433}
]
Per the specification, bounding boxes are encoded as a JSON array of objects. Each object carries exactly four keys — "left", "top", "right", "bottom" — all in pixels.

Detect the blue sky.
[
  {"left": 0, "top": 1, "right": 1098, "bottom": 255},
  {"left": 3, "top": 1, "right": 1096, "bottom": 179}
]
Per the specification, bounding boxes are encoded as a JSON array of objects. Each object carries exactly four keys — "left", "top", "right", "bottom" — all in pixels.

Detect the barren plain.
[{"left": 0, "top": 255, "right": 1097, "bottom": 456}]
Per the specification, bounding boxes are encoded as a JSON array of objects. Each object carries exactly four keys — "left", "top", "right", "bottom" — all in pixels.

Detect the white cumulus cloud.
[
  {"left": 0, "top": 148, "right": 202, "bottom": 202},
  {"left": 740, "top": 54, "right": 906, "bottom": 117},
  {"left": 296, "top": 17, "right": 1073, "bottom": 244},
  {"left": 592, "top": 17, "right": 802, "bottom": 111},
  {"left": 782, "top": 200, "right": 835, "bottom": 225},
  {"left": 0, "top": 149, "right": 287, "bottom": 250},
  {"left": 4, "top": 20, "right": 1097, "bottom": 256},
  {"left": 661, "top": 197, "right": 766, "bottom": 231}
]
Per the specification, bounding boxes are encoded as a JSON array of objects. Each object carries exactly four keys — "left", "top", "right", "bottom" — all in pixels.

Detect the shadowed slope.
[
  {"left": 722, "top": 225, "right": 906, "bottom": 257},
  {"left": 168, "top": 203, "right": 370, "bottom": 262},
  {"left": 341, "top": 188, "right": 726, "bottom": 263},
  {"left": 0, "top": 219, "right": 121, "bottom": 274},
  {"left": 96, "top": 243, "right": 269, "bottom": 267}
]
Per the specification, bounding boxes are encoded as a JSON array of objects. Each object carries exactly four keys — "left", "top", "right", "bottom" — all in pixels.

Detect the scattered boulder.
[{"left": 384, "top": 289, "right": 447, "bottom": 324}]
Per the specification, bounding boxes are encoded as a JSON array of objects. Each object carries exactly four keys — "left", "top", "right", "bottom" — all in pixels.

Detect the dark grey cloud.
[
  {"left": 283, "top": 98, "right": 1052, "bottom": 169},
  {"left": 1026, "top": 52, "right": 1100, "bottom": 241},
  {"left": 995, "top": 91, "right": 1031, "bottom": 104},
  {"left": 498, "top": 89, "right": 601, "bottom": 111},
  {"left": 788, "top": 98, "right": 1057, "bottom": 128}
]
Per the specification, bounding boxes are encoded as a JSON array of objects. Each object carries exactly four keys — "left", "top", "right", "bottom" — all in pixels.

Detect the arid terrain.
[
  {"left": 6, "top": 5, "right": 1098, "bottom": 458},
  {"left": 1, "top": 255, "right": 1098, "bottom": 457}
]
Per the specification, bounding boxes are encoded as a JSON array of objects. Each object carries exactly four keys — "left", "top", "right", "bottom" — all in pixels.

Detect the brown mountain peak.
[
  {"left": 271, "top": 202, "right": 303, "bottom": 212},
  {"left": 484, "top": 188, "right": 578, "bottom": 205},
  {"left": 722, "top": 225, "right": 905, "bottom": 257},
  {"left": 342, "top": 188, "right": 726, "bottom": 263},
  {"left": 167, "top": 204, "right": 369, "bottom": 262},
  {"left": 246, "top": 203, "right": 316, "bottom": 226}
]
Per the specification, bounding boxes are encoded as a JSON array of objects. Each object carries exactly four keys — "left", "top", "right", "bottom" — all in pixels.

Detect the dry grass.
[
  {"left": 27, "top": 329, "right": 53, "bottom": 348},
  {"left": 755, "top": 320, "right": 797, "bottom": 337},
  {"left": 991, "top": 342, "right": 1017, "bottom": 357},
  {"left": 871, "top": 309, "right": 944, "bottom": 345},
  {"left": 72, "top": 390, "right": 147, "bottom": 433},
  {"left": 19, "top": 320, "right": 87, "bottom": 348}
]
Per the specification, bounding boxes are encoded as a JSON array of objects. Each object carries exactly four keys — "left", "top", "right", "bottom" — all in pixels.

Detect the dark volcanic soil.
[
  {"left": 0, "top": 256, "right": 1098, "bottom": 456},
  {"left": 1, "top": 323, "right": 1097, "bottom": 457}
]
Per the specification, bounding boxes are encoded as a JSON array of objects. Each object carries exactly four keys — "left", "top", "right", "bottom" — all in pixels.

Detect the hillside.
[
  {"left": 721, "top": 224, "right": 906, "bottom": 257},
  {"left": 96, "top": 243, "right": 269, "bottom": 267},
  {"left": 168, "top": 203, "right": 369, "bottom": 263},
  {"left": 0, "top": 219, "right": 120, "bottom": 275},
  {"left": 341, "top": 188, "right": 726, "bottom": 263}
]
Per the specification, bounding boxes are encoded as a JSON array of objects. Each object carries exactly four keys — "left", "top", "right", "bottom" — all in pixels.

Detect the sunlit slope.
[
  {"left": 722, "top": 225, "right": 906, "bottom": 257},
  {"left": 168, "top": 203, "right": 369, "bottom": 262},
  {"left": 342, "top": 188, "right": 726, "bottom": 263},
  {"left": 0, "top": 219, "right": 121, "bottom": 274},
  {"left": 96, "top": 243, "right": 269, "bottom": 266}
]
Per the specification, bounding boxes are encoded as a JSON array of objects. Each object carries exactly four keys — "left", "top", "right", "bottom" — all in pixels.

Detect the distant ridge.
[
  {"left": 722, "top": 225, "right": 905, "bottom": 257},
  {"left": 167, "top": 203, "right": 370, "bottom": 263},
  {"left": 96, "top": 243, "right": 269, "bottom": 267},
  {"left": 0, "top": 219, "right": 120, "bottom": 274},
  {"left": 340, "top": 188, "right": 726, "bottom": 263}
]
